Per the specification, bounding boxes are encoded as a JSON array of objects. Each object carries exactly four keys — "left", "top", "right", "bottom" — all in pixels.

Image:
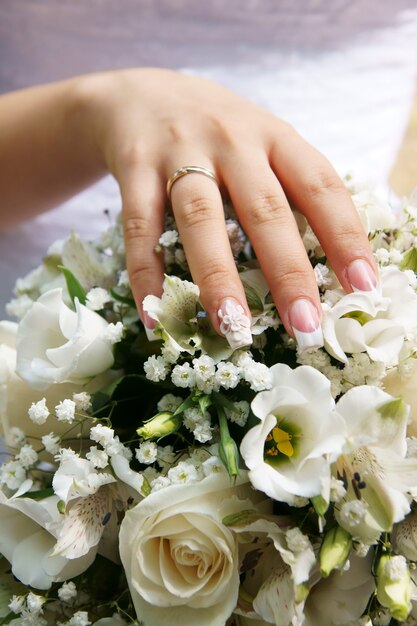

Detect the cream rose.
[
  {"left": 0, "top": 320, "right": 116, "bottom": 445},
  {"left": 15, "top": 287, "right": 116, "bottom": 390},
  {"left": 383, "top": 359, "right": 417, "bottom": 437},
  {"left": 119, "top": 472, "right": 258, "bottom": 626}
]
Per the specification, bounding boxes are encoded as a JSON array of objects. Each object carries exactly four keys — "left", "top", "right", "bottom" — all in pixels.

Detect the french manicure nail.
[
  {"left": 218, "top": 298, "right": 252, "bottom": 350},
  {"left": 346, "top": 259, "right": 378, "bottom": 292},
  {"left": 289, "top": 299, "right": 323, "bottom": 350}
]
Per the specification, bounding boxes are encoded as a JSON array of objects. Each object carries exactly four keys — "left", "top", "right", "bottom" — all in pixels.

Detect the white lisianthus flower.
[
  {"left": 240, "top": 364, "right": 345, "bottom": 504},
  {"left": 334, "top": 386, "right": 417, "bottom": 544},
  {"left": 16, "top": 288, "right": 116, "bottom": 390},
  {"left": 0, "top": 488, "right": 95, "bottom": 589},
  {"left": 0, "top": 320, "right": 117, "bottom": 446},
  {"left": 119, "top": 472, "right": 261, "bottom": 626},
  {"left": 322, "top": 266, "right": 417, "bottom": 366}
]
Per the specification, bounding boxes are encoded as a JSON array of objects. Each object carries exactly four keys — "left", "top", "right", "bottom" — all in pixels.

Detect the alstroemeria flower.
[
  {"left": 334, "top": 386, "right": 417, "bottom": 544},
  {"left": 239, "top": 268, "right": 279, "bottom": 335},
  {"left": 322, "top": 265, "right": 417, "bottom": 365},
  {"left": 304, "top": 552, "right": 375, "bottom": 626},
  {"left": 143, "top": 275, "right": 232, "bottom": 362},
  {"left": 0, "top": 488, "right": 94, "bottom": 589},
  {"left": 240, "top": 364, "right": 345, "bottom": 505},
  {"left": 16, "top": 288, "right": 116, "bottom": 390}
]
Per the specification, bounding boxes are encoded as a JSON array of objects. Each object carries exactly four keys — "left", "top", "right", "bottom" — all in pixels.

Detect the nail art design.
[
  {"left": 346, "top": 259, "right": 378, "bottom": 292},
  {"left": 289, "top": 299, "right": 323, "bottom": 351},
  {"left": 218, "top": 299, "right": 252, "bottom": 350}
]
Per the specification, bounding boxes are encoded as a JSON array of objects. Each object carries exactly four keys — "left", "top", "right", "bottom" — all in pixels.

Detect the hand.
[{"left": 81, "top": 68, "right": 377, "bottom": 349}]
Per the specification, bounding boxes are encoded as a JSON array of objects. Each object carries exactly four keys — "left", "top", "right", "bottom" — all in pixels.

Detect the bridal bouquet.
[{"left": 2, "top": 180, "right": 417, "bottom": 626}]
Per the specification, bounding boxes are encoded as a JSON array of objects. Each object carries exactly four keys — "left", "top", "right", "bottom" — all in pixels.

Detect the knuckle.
[
  {"left": 123, "top": 215, "right": 151, "bottom": 242},
  {"left": 128, "top": 261, "right": 156, "bottom": 289},
  {"left": 119, "top": 144, "right": 147, "bottom": 170},
  {"left": 179, "top": 196, "right": 217, "bottom": 229},
  {"left": 198, "top": 262, "right": 233, "bottom": 291},
  {"left": 271, "top": 264, "right": 313, "bottom": 292},
  {"left": 304, "top": 168, "right": 345, "bottom": 200},
  {"left": 330, "top": 223, "right": 365, "bottom": 246},
  {"left": 250, "top": 193, "right": 288, "bottom": 226}
]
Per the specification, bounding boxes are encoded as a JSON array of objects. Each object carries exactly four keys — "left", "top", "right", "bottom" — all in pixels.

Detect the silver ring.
[{"left": 166, "top": 166, "right": 219, "bottom": 200}]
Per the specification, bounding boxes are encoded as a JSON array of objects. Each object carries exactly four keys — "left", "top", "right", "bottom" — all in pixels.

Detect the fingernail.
[
  {"left": 218, "top": 298, "right": 252, "bottom": 350},
  {"left": 346, "top": 259, "right": 378, "bottom": 292},
  {"left": 144, "top": 311, "right": 156, "bottom": 329},
  {"left": 289, "top": 299, "right": 323, "bottom": 350}
]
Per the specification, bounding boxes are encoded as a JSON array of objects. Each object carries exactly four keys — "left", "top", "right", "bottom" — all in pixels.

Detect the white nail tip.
[
  {"left": 218, "top": 299, "right": 253, "bottom": 350},
  {"left": 293, "top": 327, "right": 324, "bottom": 351}
]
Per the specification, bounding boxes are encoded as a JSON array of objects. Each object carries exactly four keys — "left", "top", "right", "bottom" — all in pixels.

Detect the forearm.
[{"left": 0, "top": 76, "right": 106, "bottom": 229}]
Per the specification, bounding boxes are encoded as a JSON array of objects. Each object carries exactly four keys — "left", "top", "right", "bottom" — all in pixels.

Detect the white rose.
[
  {"left": 16, "top": 288, "right": 115, "bottom": 390},
  {"left": 0, "top": 488, "right": 94, "bottom": 589},
  {"left": 119, "top": 472, "right": 259, "bottom": 626},
  {"left": 322, "top": 266, "right": 417, "bottom": 365},
  {"left": 0, "top": 320, "right": 117, "bottom": 445},
  {"left": 240, "top": 364, "right": 345, "bottom": 505}
]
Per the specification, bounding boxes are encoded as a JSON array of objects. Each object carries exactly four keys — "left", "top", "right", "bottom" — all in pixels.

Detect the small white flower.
[
  {"left": 135, "top": 441, "right": 158, "bottom": 465},
  {"left": 8, "top": 595, "right": 26, "bottom": 614},
  {"left": 26, "top": 592, "right": 45, "bottom": 615},
  {"left": 54, "top": 447, "right": 79, "bottom": 463},
  {"left": 144, "top": 354, "right": 170, "bottom": 382},
  {"left": 0, "top": 460, "right": 26, "bottom": 490},
  {"left": 68, "top": 610, "right": 91, "bottom": 626},
  {"left": 105, "top": 435, "right": 132, "bottom": 460},
  {"left": 157, "top": 445, "right": 176, "bottom": 469},
  {"left": 242, "top": 361, "right": 273, "bottom": 391},
  {"left": 55, "top": 399, "right": 76, "bottom": 423},
  {"left": 161, "top": 340, "right": 181, "bottom": 364},
  {"left": 151, "top": 475, "right": 172, "bottom": 492},
  {"left": 339, "top": 500, "right": 368, "bottom": 528},
  {"left": 58, "top": 581, "right": 77, "bottom": 603},
  {"left": 183, "top": 407, "right": 209, "bottom": 430},
  {"left": 385, "top": 555, "right": 408, "bottom": 581},
  {"left": 193, "top": 355, "right": 216, "bottom": 382},
  {"left": 202, "top": 456, "right": 224, "bottom": 476},
  {"left": 215, "top": 361, "right": 240, "bottom": 389},
  {"left": 6, "top": 294, "right": 33, "bottom": 319},
  {"left": 117, "top": 269, "right": 130, "bottom": 287},
  {"left": 7, "top": 427, "right": 26, "bottom": 448},
  {"left": 72, "top": 392, "right": 92, "bottom": 412},
  {"left": 314, "top": 263, "right": 333, "bottom": 288},
  {"left": 16, "top": 444, "right": 38, "bottom": 469},
  {"left": 86, "top": 287, "right": 110, "bottom": 311},
  {"left": 103, "top": 321, "right": 124, "bottom": 344},
  {"left": 90, "top": 424, "right": 115, "bottom": 447},
  {"left": 225, "top": 400, "right": 250, "bottom": 427},
  {"left": 330, "top": 476, "right": 347, "bottom": 502},
  {"left": 193, "top": 420, "right": 213, "bottom": 443},
  {"left": 18, "top": 609, "right": 48, "bottom": 625},
  {"left": 157, "top": 394, "right": 183, "bottom": 412},
  {"left": 171, "top": 362, "right": 196, "bottom": 388},
  {"left": 86, "top": 446, "right": 109, "bottom": 469},
  {"left": 159, "top": 229, "right": 179, "bottom": 247},
  {"left": 28, "top": 398, "right": 50, "bottom": 425},
  {"left": 285, "top": 527, "right": 311, "bottom": 553},
  {"left": 167, "top": 461, "right": 199, "bottom": 485}
]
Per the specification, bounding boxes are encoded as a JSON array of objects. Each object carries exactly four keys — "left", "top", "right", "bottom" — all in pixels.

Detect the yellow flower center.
[{"left": 264, "top": 420, "right": 298, "bottom": 466}]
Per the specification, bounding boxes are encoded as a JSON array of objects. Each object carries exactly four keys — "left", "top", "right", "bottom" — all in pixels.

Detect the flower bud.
[
  {"left": 219, "top": 432, "right": 240, "bottom": 479},
  {"left": 136, "top": 411, "right": 182, "bottom": 440},
  {"left": 376, "top": 554, "right": 412, "bottom": 622},
  {"left": 319, "top": 525, "right": 352, "bottom": 578}
]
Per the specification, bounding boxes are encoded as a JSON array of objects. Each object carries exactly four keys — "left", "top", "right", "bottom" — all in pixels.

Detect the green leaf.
[
  {"left": 58, "top": 265, "right": 87, "bottom": 305},
  {"left": 19, "top": 487, "right": 54, "bottom": 500},
  {"left": 243, "top": 283, "right": 264, "bottom": 314},
  {"left": 311, "top": 494, "right": 328, "bottom": 517},
  {"left": 110, "top": 288, "right": 136, "bottom": 308},
  {"left": 400, "top": 246, "right": 417, "bottom": 273}
]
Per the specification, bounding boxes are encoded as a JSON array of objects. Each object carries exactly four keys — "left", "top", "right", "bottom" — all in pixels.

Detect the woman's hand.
[
  {"left": 83, "top": 68, "right": 376, "bottom": 348},
  {"left": 0, "top": 68, "right": 377, "bottom": 349}
]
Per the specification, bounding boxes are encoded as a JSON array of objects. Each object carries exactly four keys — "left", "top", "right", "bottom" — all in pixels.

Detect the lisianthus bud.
[
  {"left": 376, "top": 554, "right": 412, "bottom": 622},
  {"left": 136, "top": 411, "right": 182, "bottom": 440},
  {"left": 319, "top": 525, "right": 352, "bottom": 577},
  {"left": 219, "top": 432, "right": 240, "bottom": 479}
]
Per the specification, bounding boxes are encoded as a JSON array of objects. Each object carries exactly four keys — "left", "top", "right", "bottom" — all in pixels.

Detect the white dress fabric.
[{"left": 0, "top": 0, "right": 417, "bottom": 315}]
